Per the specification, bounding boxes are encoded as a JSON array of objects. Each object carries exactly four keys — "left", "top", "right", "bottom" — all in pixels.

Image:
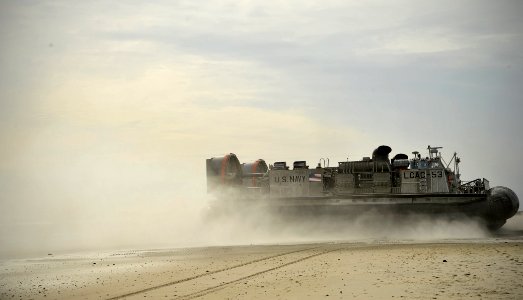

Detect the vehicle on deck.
[{"left": 206, "top": 145, "right": 519, "bottom": 230}]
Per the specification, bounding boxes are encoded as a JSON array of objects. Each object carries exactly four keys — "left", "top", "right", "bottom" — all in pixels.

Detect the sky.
[{"left": 1, "top": 0, "right": 522, "bottom": 256}]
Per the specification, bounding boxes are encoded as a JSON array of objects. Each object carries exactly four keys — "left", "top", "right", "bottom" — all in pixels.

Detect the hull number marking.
[{"left": 403, "top": 170, "right": 443, "bottom": 179}]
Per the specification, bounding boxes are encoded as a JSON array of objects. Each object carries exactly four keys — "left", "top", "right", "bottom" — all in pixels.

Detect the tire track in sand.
[
  {"left": 107, "top": 245, "right": 321, "bottom": 300},
  {"left": 176, "top": 246, "right": 343, "bottom": 300}
]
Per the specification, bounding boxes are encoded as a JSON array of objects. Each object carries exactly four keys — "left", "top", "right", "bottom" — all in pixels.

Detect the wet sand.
[{"left": 1, "top": 214, "right": 523, "bottom": 299}]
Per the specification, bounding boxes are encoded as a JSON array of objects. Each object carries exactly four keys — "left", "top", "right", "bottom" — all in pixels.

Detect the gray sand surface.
[{"left": 1, "top": 213, "right": 522, "bottom": 299}]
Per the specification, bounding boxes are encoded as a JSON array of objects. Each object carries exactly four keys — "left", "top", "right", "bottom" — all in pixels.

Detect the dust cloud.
[
  {"left": 0, "top": 152, "right": 213, "bottom": 258},
  {"left": 0, "top": 148, "right": 490, "bottom": 260},
  {"left": 0, "top": 182, "right": 490, "bottom": 259},
  {"left": 201, "top": 194, "right": 489, "bottom": 247}
]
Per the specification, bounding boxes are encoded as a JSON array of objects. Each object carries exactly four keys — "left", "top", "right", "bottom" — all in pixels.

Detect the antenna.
[{"left": 446, "top": 152, "right": 456, "bottom": 169}]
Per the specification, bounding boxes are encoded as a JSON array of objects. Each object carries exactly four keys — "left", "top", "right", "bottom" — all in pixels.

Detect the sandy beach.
[{"left": 1, "top": 214, "right": 522, "bottom": 300}]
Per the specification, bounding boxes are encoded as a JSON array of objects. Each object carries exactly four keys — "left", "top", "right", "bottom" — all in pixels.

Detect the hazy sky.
[{"left": 1, "top": 0, "right": 522, "bottom": 256}]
